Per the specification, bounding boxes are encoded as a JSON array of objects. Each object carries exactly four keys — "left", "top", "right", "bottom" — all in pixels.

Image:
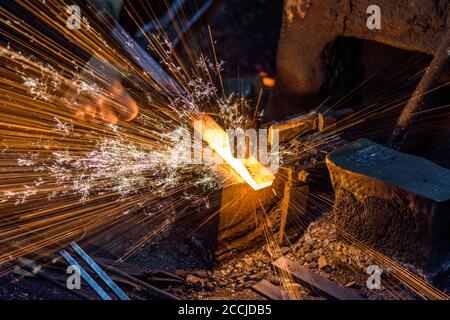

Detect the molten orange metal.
[{"left": 194, "top": 114, "right": 275, "bottom": 190}]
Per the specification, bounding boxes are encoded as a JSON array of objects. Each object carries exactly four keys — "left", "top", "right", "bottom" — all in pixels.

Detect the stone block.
[{"left": 326, "top": 139, "right": 450, "bottom": 275}]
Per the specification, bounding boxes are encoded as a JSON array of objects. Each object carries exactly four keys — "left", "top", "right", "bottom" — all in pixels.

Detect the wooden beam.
[
  {"left": 252, "top": 279, "right": 288, "bottom": 300},
  {"left": 273, "top": 256, "right": 365, "bottom": 300}
]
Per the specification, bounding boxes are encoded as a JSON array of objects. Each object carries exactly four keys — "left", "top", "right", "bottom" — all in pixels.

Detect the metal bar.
[
  {"left": 70, "top": 242, "right": 130, "bottom": 301},
  {"left": 18, "top": 258, "right": 92, "bottom": 300},
  {"left": 59, "top": 249, "right": 112, "bottom": 300},
  {"left": 278, "top": 168, "right": 292, "bottom": 244},
  {"left": 172, "top": 0, "right": 215, "bottom": 47},
  {"left": 267, "top": 111, "right": 317, "bottom": 145},
  {"left": 112, "top": 24, "right": 182, "bottom": 94},
  {"left": 388, "top": 18, "right": 450, "bottom": 149},
  {"left": 135, "top": 0, "right": 187, "bottom": 37},
  {"left": 99, "top": 263, "right": 180, "bottom": 300}
]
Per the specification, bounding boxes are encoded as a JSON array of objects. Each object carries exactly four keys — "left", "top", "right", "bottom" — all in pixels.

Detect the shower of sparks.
[
  {"left": 1, "top": 45, "right": 228, "bottom": 205},
  {"left": 0, "top": 0, "right": 267, "bottom": 266}
]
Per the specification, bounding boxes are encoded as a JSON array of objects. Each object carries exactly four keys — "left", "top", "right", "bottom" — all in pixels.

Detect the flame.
[
  {"left": 75, "top": 81, "right": 139, "bottom": 124},
  {"left": 194, "top": 114, "right": 275, "bottom": 190}
]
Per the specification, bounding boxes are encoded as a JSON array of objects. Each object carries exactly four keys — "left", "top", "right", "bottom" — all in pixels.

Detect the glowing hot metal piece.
[{"left": 194, "top": 114, "right": 275, "bottom": 190}]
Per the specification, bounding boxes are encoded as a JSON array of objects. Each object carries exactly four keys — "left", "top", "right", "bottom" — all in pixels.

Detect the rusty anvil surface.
[{"left": 327, "top": 138, "right": 450, "bottom": 275}]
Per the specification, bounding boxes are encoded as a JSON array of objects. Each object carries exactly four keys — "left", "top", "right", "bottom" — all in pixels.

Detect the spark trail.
[{"left": 0, "top": 0, "right": 262, "bottom": 266}]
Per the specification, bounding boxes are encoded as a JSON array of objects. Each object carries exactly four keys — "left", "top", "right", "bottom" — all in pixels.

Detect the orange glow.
[
  {"left": 259, "top": 71, "right": 276, "bottom": 88},
  {"left": 75, "top": 81, "right": 139, "bottom": 124},
  {"left": 262, "top": 77, "right": 276, "bottom": 88},
  {"left": 194, "top": 114, "right": 275, "bottom": 190}
]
